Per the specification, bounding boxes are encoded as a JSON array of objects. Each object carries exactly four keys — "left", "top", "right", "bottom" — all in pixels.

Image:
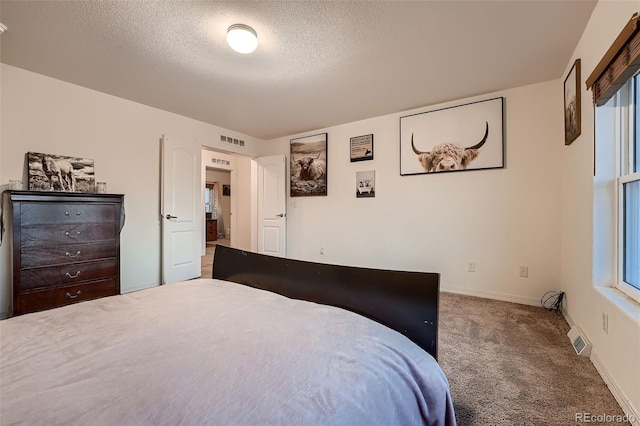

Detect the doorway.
[
  {"left": 202, "top": 168, "right": 231, "bottom": 278},
  {"left": 205, "top": 168, "right": 231, "bottom": 241}
]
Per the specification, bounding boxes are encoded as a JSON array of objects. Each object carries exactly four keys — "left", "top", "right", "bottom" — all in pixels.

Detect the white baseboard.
[
  {"left": 442, "top": 286, "right": 540, "bottom": 306},
  {"left": 591, "top": 350, "right": 640, "bottom": 425},
  {"left": 563, "top": 308, "right": 576, "bottom": 327}
]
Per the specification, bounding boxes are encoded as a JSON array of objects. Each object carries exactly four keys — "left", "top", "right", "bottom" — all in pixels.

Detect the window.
[
  {"left": 586, "top": 13, "right": 640, "bottom": 302},
  {"left": 617, "top": 73, "right": 640, "bottom": 300}
]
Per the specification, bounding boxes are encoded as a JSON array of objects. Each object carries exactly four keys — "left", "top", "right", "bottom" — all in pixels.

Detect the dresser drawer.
[
  {"left": 19, "top": 203, "right": 116, "bottom": 225},
  {"left": 21, "top": 242, "right": 117, "bottom": 268},
  {"left": 20, "top": 259, "right": 117, "bottom": 291},
  {"left": 16, "top": 279, "right": 118, "bottom": 314},
  {"left": 21, "top": 223, "right": 116, "bottom": 247}
]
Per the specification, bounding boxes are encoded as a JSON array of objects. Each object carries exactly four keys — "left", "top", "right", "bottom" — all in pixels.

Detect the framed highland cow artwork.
[
  {"left": 27, "top": 152, "right": 96, "bottom": 193},
  {"left": 290, "top": 133, "right": 327, "bottom": 197},
  {"left": 400, "top": 97, "right": 504, "bottom": 176}
]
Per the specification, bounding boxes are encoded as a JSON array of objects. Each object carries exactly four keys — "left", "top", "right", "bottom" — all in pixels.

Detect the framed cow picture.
[
  {"left": 27, "top": 152, "right": 96, "bottom": 193},
  {"left": 290, "top": 133, "right": 328, "bottom": 197},
  {"left": 400, "top": 97, "right": 504, "bottom": 176}
]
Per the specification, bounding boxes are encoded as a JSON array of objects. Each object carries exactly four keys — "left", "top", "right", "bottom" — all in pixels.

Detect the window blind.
[{"left": 586, "top": 12, "right": 640, "bottom": 106}]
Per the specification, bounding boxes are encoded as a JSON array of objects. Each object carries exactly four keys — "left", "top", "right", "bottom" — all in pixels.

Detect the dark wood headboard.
[{"left": 212, "top": 246, "right": 440, "bottom": 359}]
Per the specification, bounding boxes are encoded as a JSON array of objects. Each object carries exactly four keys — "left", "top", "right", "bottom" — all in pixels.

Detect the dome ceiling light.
[{"left": 226, "top": 24, "right": 258, "bottom": 54}]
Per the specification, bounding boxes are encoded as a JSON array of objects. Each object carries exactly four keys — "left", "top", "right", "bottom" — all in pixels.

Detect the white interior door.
[
  {"left": 161, "top": 135, "right": 202, "bottom": 284},
  {"left": 257, "top": 155, "right": 286, "bottom": 257}
]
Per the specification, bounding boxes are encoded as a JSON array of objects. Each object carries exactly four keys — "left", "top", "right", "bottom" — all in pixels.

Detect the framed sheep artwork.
[
  {"left": 400, "top": 97, "right": 504, "bottom": 176},
  {"left": 290, "top": 133, "right": 327, "bottom": 197},
  {"left": 27, "top": 152, "right": 96, "bottom": 193}
]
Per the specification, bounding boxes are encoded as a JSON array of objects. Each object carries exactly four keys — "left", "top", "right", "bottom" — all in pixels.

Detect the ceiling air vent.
[
  {"left": 220, "top": 135, "right": 245, "bottom": 147},
  {"left": 211, "top": 158, "right": 230, "bottom": 166}
]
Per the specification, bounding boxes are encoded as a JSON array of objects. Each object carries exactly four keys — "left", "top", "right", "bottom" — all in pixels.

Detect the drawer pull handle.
[
  {"left": 65, "top": 291, "right": 82, "bottom": 299},
  {"left": 65, "top": 251, "right": 81, "bottom": 258},
  {"left": 65, "top": 271, "right": 81, "bottom": 279},
  {"left": 64, "top": 211, "right": 81, "bottom": 216},
  {"left": 65, "top": 231, "right": 81, "bottom": 238}
]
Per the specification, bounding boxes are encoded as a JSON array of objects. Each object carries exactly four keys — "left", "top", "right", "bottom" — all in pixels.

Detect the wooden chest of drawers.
[
  {"left": 9, "top": 191, "right": 124, "bottom": 315},
  {"left": 206, "top": 219, "right": 217, "bottom": 242}
]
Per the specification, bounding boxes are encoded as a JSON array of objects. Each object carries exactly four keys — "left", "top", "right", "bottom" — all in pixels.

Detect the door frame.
[
  {"left": 200, "top": 149, "right": 284, "bottom": 256},
  {"left": 200, "top": 148, "right": 250, "bottom": 254}
]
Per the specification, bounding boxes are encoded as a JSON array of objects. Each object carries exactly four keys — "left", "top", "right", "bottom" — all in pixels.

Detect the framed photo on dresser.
[{"left": 27, "top": 152, "right": 96, "bottom": 193}]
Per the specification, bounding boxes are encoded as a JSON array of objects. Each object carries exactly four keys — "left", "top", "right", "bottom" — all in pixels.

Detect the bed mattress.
[{"left": 0, "top": 278, "right": 455, "bottom": 425}]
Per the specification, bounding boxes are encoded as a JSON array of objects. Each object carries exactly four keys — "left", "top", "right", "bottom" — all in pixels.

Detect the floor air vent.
[{"left": 567, "top": 326, "right": 591, "bottom": 357}]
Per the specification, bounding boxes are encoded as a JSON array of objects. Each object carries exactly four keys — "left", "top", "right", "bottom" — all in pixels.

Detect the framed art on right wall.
[
  {"left": 400, "top": 97, "right": 504, "bottom": 176},
  {"left": 564, "top": 58, "right": 581, "bottom": 145}
]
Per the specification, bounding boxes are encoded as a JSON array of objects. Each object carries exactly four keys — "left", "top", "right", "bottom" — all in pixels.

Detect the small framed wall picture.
[
  {"left": 350, "top": 134, "right": 374, "bottom": 162},
  {"left": 564, "top": 58, "right": 581, "bottom": 145},
  {"left": 356, "top": 170, "right": 375, "bottom": 198}
]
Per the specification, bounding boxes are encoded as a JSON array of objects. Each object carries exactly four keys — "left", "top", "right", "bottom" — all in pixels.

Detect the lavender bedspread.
[{"left": 0, "top": 279, "right": 455, "bottom": 425}]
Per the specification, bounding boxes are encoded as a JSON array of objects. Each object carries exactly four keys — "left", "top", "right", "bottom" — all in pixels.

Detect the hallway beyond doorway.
[{"left": 201, "top": 239, "right": 230, "bottom": 278}]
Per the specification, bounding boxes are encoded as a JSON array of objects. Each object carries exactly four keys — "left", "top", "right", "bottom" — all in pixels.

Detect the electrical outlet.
[
  {"left": 467, "top": 262, "right": 476, "bottom": 272},
  {"left": 519, "top": 266, "right": 528, "bottom": 278},
  {"left": 602, "top": 312, "right": 609, "bottom": 334}
]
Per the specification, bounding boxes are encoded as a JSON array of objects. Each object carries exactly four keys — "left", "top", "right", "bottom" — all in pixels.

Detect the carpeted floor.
[{"left": 438, "top": 292, "right": 626, "bottom": 425}]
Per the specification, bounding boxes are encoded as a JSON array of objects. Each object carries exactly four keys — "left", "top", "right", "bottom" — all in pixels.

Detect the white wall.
[
  {"left": 0, "top": 64, "right": 264, "bottom": 316},
  {"left": 561, "top": 1, "right": 640, "bottom": 420},
  {"left": 234, "top": 156, "right": 257, "bottom": 251},
  {"left": 265, "top": 80, "right": 564, "bottom": 306}
]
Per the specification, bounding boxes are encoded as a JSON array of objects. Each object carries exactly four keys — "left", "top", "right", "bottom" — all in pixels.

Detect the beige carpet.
[
  {"left": 439, "top": 293, "right": 626, "bottom": 425},
  {"left": 200, "top": 250, "right": 625, "bottom": 424}
]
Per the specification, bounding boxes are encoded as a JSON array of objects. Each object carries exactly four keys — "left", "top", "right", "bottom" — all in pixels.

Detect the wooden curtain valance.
[{"left": 586, "top": 12, "right": 640, "bottom": 106}]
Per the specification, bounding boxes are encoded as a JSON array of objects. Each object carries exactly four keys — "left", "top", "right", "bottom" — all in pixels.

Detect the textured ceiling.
[{"left": 0, "top": 0, "right": 597, "bottom": 140}]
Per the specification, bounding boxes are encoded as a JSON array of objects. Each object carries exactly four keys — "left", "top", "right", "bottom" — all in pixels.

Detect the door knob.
[
  {"left": 276, "top": 213, "right": 285, "bottom": 218},
  {"left": 166, "top": 214, "right": 177, "bottom": 219}
]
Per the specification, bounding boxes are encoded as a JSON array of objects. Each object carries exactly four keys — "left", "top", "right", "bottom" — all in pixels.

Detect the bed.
[{"left": 0, "top": 246, "right": 456, "bottom": 425}]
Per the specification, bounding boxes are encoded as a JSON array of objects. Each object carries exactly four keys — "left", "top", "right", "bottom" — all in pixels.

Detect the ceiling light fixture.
[
  {"left": 0, "top": 23, "right": 7, "bottom": 35},
  {"left": 226, "top": 24, "right": 258, "bottom": 54}
]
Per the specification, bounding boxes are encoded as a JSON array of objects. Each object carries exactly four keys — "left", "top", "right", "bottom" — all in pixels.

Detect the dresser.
[
  {"left": 206, "top": 219, "right": 217, "bottom": 242},
  {"left": 9, "top": 191, "right": 124, "bottom": 315}
]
